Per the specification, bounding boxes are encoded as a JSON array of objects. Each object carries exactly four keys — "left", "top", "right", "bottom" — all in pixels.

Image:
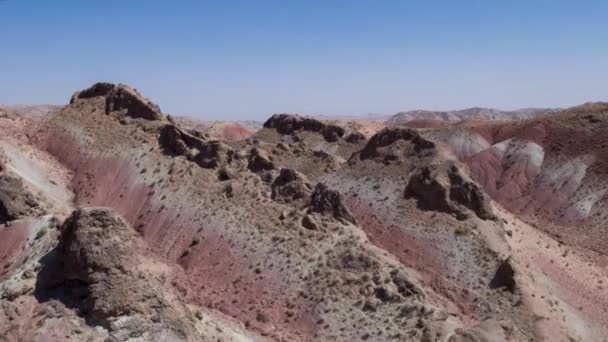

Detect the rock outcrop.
[
  {"left": 359, "top": 127, "right": 435, "bottom": 162},
  {"left": 264, "top": 114, "right": 346, "bottom": 142},
  {"left": 0, "top": 172, "right": 44, "bottom": 224},
  {"left": 192, "top": 141, "right": 235, "bottom": 169},
  {"left": 344, "top": 131, "right": 366, "bottom": 143},
  {"left": 44, "top": 208, "right": 204, "bottom": 341},
  {"left": 489, "top": 258, "right": 516, "bottom": 293},
  {"left": 447, "top": 166, "right": 495, "bottom": 220},
  {"left": 271, "top": 168, "right": 312, "bottom": 204},
  {"left": 159, "top": 124, "right": 236, "bottom": 169},
  {"left": 159, "top": 125, "right": 194, "bottom": 156},
  {"left": 404, "top": 162, "right": 495, "bottom": 220},
  {"left": 308, "top": 183, "right": 356, "bottom": 224},
  {"left": 71, "top": 82, "right": 164, "bottom": 121},
  {"left": 247, "top": 147, "right": 275, "bottom": 172}
]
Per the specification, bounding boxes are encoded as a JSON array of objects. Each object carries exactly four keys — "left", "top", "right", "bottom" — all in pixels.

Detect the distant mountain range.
[{"left": 386, "top": 107, "right": 557, "bottom": 126}]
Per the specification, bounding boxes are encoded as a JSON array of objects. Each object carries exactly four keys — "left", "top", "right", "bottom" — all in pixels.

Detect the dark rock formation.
[
  {"left": 301, "top": 215, "right": 318, "bottom": 230},
  {"left": 72, "top": 83, "right": 164, "bottom": 121},
  {"left": 263, "top": 114, "right": 346, "bottom": 142},
  {"left": 404, "top": 163, "right": 495, "bottom": 221},
  {"left": 160, "top": 124, "right": 212, "bottom": 156},
  {"left": 159, "top": 124, "right": 235, "bottom": 169},
  {"left": 73, "top": 82, "right": 115, "bottom": 100},
  {"left": 390, "top": 270, "right": 419, "bottom": 298},
  {"left": 217, "top": 166, "right": 238, "bottom": 181},
  {"left": 308, "top": 183, "right": 356, "bottom": 224},
  {"left": 158, "top": 125, "right": 192, "bottom": 156},
  {"left": 321, "top": 125, "right": 345, "bottom": 142},
  {"left": 344, "top": 132, "right": 366, "bottom": 143},
  {"left": 404, "top": 166, "right": 454, "bottom": 215},
  {"left": 490, "top": 258, "right": 516, "bottom": 293},
  {"left": 192, "top": 141, "right": 234, "bottom": 169},
  {"left": 360, "top": 128, "right": 435, "bottom": 161},
  {"left": 448, "top": 166, "right": 495, "bottom": 220},
  {"left": 247, "top": 148, "right": 275, "bottom": 172},
  {"left": 271, "top": 168, "right": 312, "bottom": 204}
]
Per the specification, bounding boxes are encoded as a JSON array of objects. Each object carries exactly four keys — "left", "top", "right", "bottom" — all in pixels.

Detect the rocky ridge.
[{"left": 0, "top": 83, "right": 605, "bottom": 341}]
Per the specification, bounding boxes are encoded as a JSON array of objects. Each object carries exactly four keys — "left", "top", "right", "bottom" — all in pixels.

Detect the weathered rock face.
[
  {"left": 308, "top": 183, "right": 356, "bottom": 224},
  {"left": 264, "top": 114, "right": 346, "bottom": 142},
  {"left": 58, "top": 209, "right": 143, "bottom": 320},
  {"left": 159, "top": 124, "right": 236, "bottom": 169},
  {"left": 448, "top": 166, "right": 495, "bottom": 220},
  {"left": 159, "top": 124, "right": 192, "bottom": 156},
  {"left": 247, "top": 147, "right": 275, "bottom": 172},
  {"left": 192, "top": 141, "right": 235, "bottom": 169},
  {"left": 6, "top": 82, "right": 602, "bottom": 341},
  {"left": 344, "top": 131, "right": 366, "bottom": 143},
  {"left": 72, "top": 82, "right": 164, "bottom": 121},
  {"left": 49, "top": 208, "right": 204, "bottom": 341},
  {"left": 0, "top": 173, "right": 44, "bottom": 224},
  {"left": 271, "top": 168, "right": 312, "bottom": 204},
  {"left": 73, "top": 82, "right": 115, "bottom": 100},
  {"left": 359, "top": 127, "right": 435, "bottom": 162},
  {"left": 404, "top": 166, "right": 455, "bottom": 215},
  {"left": 404, "top": 162, "right": 495, "bottom": 220}
]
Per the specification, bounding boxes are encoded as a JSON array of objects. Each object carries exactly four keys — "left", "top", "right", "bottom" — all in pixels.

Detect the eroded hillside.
[{"left": 0, "top": 83, "right": 606, "bottom": 342}]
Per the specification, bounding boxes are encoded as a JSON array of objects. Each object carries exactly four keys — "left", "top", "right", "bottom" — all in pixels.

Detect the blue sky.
[{"left": 1, "top": 0, "right": 607, "bottom": 120}]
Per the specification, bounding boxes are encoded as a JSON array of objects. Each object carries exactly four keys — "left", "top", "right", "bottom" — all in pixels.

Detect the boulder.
[
  {"left": 192, "top": 141, "right": 234, "bottom": 169},
  {"left": 308, "top": 183, "right": 356, "bottom": 224},
  {"left": 41, "top": 208, "right": 204, "bottom": 341},
  {"left": 0, "top": 174, "right": 44, "bottom": 224},
  {"left": 489, "top": 258, "right": 516, "bottom": 293},
  {"left": 271, "top": 168, "right": 312, "bottom": 204},
  {"left": 344, "top": 131, "right": 366, "bottom": 143},
  {"left": 247, "top": 148, "right": 275, "bottom": 172}
]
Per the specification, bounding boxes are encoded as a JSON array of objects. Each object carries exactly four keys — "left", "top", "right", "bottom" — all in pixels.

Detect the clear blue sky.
[{"left": 1, "top": 0, "right": 607, "bottom": 120}]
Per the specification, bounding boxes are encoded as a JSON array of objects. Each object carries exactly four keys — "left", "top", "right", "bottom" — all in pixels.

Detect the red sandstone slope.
[
  {"left": 419, "top": 104, "right": 608, "bottom": 255},
  {"left": 0, "top": 83, "right": 606, "bottom": 341}
]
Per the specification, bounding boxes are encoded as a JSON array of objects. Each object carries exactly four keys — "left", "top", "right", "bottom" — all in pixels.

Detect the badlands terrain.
[{"left": 0, "top": 83, "right": 607, "bottom": 341}]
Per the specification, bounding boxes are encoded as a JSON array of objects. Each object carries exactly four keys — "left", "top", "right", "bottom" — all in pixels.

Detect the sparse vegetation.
[
  {"left": 454, "top": 227, "right": 467, "bottom": 236},
  {"left": 255, "top": 311, "right": 269, "bottom": 323},
  {"left": 35, "top": 228, "right": 47, "bottom": 240}
]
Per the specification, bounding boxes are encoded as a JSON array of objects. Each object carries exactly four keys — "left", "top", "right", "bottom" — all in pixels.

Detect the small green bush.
[
  {"left": 35, "top": 228, "right": 47, "bottom": 240},
  {"left": 454, "top": 227, "right": 467, "bottom": 236}
]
